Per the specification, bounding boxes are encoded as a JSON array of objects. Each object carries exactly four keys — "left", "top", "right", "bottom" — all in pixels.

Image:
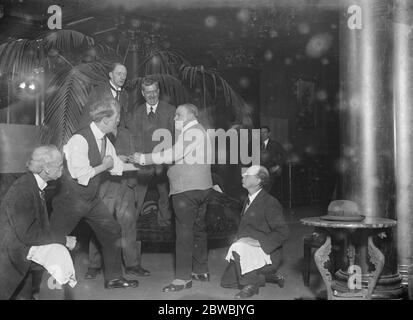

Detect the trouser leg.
[
  {"left": 233, "top": 252, "right": 262, "bottom": 287},
  {"left": 172, "top": 189, "right": 210, "bottom": 280},
  {"left": 88, "top": 236, "right": 103, "bottom": 269},
  {"left": 88, "top": 180, "right": 118, "bottom": 269},
  {"left": 116, "top": 186, "right": 140, "bottom": 267},
  {"left": 134, "top": 177, "right": 149, "bottom": 219},
  {"left": 156, "top": 181, "right": 172, "bottom": 226},
  {"left": 220, "top": 261, "right": 239, "bottom": 289},
  {"left": 85, "top": 200, "right": 122, "bottom": 281},
  {"left": 192, "top": 194, "right": 209, "bottom": 274}
]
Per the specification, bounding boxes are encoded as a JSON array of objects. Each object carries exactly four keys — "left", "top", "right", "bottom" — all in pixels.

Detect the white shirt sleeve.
[
  {"left": 63, "top": 135, "right": 95, "bottom": 186},
  {"left": 105, "top": 138, "right": 123, "bottom": 176}
]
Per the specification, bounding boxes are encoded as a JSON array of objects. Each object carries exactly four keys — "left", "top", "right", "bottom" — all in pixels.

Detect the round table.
[{"left": 300, "top": 217, "right": 397, "bottom": 300}]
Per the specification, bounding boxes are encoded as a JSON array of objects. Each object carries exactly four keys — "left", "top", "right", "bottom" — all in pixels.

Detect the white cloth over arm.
[
  {"left": 225, "top": 237, "right": 272, "bottom": 275},
  {"left": 27, "top": 244, "right": 77, "bottom": 287}
]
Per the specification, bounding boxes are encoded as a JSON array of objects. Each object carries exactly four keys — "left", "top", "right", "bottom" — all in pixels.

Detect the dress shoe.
[
  {"left": 162, "top": 281, "right": 192, "bottom": 292},
  {"left": 234, "top": 284, "right": 259, "bottom": 299},
  {"left": 191, "top": 273, "right": 210, "bottom": 282},
  {"left": 84, "top": 267, "right": 101, "bottom": 279},
  {"left": 105, "top": 277, "right": 139, "bottom": 289},
  {"left": 221, "top": 283, "right": 241, "bottom": 290},
  {"left": 265, "top": 273, "right": 285, "bottom": 288},
  {"left": 125, "top": 265, "right": 151, "bottom": 277}
]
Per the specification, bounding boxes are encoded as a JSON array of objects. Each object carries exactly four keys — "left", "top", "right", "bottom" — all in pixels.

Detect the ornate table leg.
[
  {"left": 366, "top": 235, "right": 385, "bottom": 299},
  {"left": 314, "top": 235, "right": 333, "bottom": 299}
]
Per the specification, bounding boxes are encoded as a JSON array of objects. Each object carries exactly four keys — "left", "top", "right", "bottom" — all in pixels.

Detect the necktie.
[
  {"left": 242, "top": 198, "right": 250, "bottom": 215},
  {"left": 148, "top": 107, "right": 155, "bottom": 122},
  {"left": 100, "top": 136, "right": 107, "bottom": 160},
  {"left": 110, "top": 84, "right": 121, "bottom": 101},
  {"left": 39, "top": 189, "right": 45, "bottom": 202},
  {"left": 39, "top": 189, "right": 46, "bottom": 211}
]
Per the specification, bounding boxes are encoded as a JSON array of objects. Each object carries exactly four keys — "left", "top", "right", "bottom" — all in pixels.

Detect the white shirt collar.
[
  {"left": 109, "top": 80, "right": 121, "bottom": 91},
  {"left": 33, "top": 173, "right": 47, "bottom": 191},
  {"left": 146, "top": 102, "right": 159, "bottom": 114},
  {"left": 182, "top": 120, "right": 198, "bottom": 133},
  {"left": 90, "top": 122, "right": 106, "bottom": 140},
  {"left": 248, "top": 188, "right": 262, "bottom": 204},
  {"left": 263, "top": 138, "right": 269, "bottom": 147}
]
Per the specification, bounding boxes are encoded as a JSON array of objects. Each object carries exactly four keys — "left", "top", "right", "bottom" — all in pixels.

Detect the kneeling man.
[
  {"left": 221, "top": 165, "right": 289, "bottom": 299},
  {"left": 0, "top": 145, "right": 76, "bottom": 299}
]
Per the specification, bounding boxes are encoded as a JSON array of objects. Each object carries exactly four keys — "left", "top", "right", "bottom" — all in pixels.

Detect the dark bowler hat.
[{"left": 320, "top": 200, "right": 365, "bottom": 222}]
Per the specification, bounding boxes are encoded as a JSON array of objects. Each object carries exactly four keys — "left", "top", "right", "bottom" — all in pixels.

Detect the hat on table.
[{"left": 320, "top": 200, "right": 365, "bottom": 222}]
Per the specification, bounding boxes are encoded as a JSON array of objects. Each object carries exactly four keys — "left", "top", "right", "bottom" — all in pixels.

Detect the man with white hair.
[
  {"left": 221, "top": 165, "right": 289, "bottom": 299},
  {"left": 0, "top": 145, "right": 76, "bottom": 299},
  {"left": 50, "top": 98, "right": 140, "bottom": 289}
]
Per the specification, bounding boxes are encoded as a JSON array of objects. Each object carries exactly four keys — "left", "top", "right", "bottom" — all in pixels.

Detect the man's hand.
[
  {"left": 131, "top": 152, "right": 144, "bottom": 165},
  {"left": 118, "top": 155, "right": 128, "bottom": 163},
  {"left": 65, "top": 236, "right": 77, "bottom": 251},
  {"left": 102, "top": 155, "right": 114, "bottom": 170}
]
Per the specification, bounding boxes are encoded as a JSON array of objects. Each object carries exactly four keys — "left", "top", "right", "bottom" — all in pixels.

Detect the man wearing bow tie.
[
  {"left": 126, "top": 77, "right": 175, "bottom": 229},
  {"left": 50, "top": 98, "right": 140, "bottom": 289},
  {"left": 0, "top": 145, "right": 75, "bottom": 299},
  {"left": 78, "top": 62, "right": 129, "bottom": 130},
  {"left": 221, "top": 165, "right": 289, "bottom": 299}
]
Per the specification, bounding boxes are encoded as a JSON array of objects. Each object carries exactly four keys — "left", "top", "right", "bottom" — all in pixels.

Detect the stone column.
[
  {"left": 393, "top": 0, "right": 413, "bottom": 287},
  {"left": 339, "top": 0, "right": 404, "bottom": 298}
]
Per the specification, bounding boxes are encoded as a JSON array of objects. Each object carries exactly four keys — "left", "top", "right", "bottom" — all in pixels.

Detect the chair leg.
[{"left": 303, "top": 243, "right": 311, "bottom": 287}]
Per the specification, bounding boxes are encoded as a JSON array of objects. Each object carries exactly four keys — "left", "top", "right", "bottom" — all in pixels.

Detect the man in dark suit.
[
  {"left": 260, "top": 126, "right": 287, "bottom": 196},
  {"left": 0, "top": 145, "right": 76, "bottom": 300},
  {"left": 221, "top": 165, "right": 289, "bottom": 299},
  {"left": 78, "top": 62, "right": 129, "bottom": 130},
  {"left": 126, "top": 77, "right": 175, "bottom": 227}
]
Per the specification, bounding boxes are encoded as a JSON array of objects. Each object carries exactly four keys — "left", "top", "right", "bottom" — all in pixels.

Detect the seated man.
[
  {"left": 0, "top": 145, "right": 76, "bottom": 300},
  {"left": 221, "top": 165, "right": 289, "bottom": 299}
]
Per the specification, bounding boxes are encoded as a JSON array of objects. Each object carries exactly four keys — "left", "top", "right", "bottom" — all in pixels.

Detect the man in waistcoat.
[
  {"left": 132, "top": 103, "right": 213, "bottom": 292},
  {"left": 50, "top": 98, "right": 140, "bottom": 289}
]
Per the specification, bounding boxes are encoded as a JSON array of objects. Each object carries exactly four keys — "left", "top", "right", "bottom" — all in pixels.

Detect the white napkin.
[
  {"left": 27, "top": 244, "right": 77, "bottom": 287},
  {"left": 225, "top": 237, "right": 272, "bottom": 275}
]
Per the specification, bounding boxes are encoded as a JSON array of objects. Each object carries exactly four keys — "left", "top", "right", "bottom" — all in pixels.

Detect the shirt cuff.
[{"left": 139, "top": 154, "right": 146, "bottom": 166}]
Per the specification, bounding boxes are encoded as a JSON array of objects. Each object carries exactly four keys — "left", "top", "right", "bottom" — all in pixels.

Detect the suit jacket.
[
  {"left": 260, "top": 139, "right": 287, "bottom": 171},
  {"left": 237, "top": 189, "right": 289, "bottom": 255},
  {"left": 77, "top": 82, "right": 129, "bottom": 130},
  {"left": 0, "top": 173, "right": 66, "bottom": 299},
  {"left": 126, "top": 101, "right": 175, "bottom": 176},
  {"left": 126, "top": 100, "right": 175, "bottom": 153}
]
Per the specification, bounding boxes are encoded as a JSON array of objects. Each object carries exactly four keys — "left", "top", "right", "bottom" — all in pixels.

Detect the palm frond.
[
  {"left": 179, "top": 65, "right": 252, "bottom": 127},
  {"left": 139, "top": 50, "right": 188, "bottom": 76},
  {"left": 41, "top": 61, "right": 108, "bottom": 148},
  {"left": 43, "top": 30, "right": 94, "bottom": 52}
]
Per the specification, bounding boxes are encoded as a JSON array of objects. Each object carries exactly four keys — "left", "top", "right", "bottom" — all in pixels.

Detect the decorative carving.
[
  {"left": 314, "top": 235, "right": 333, "bottom": 299},
  {"left": 367, "top": 236, "right": 385, "bottom": 299}
]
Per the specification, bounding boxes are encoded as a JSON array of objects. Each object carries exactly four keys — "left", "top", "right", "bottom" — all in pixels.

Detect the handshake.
[{"left": 119, "top": 153, "right": 145, "bottom": 166}]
